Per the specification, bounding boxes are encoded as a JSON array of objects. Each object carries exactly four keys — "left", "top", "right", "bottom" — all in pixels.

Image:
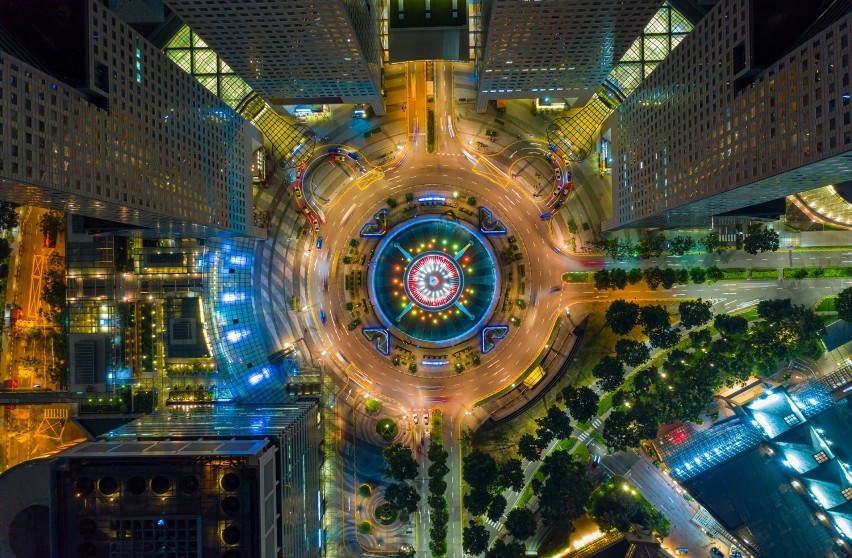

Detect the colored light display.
[{"left": 370, "top": 218, "right": 498, "bottom": 345}]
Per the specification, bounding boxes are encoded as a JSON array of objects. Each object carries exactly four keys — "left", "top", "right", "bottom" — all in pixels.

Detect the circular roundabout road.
[{"left": 301, "top": 145, "right": 574, "bottom": 417}]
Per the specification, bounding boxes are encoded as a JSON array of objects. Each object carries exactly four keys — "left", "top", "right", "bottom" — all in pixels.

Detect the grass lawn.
[
  {"left": 737, "top": 306, "right": 760, "bottom": 321},
  {"left": 597, "top": 391, "right": 615, "bottom": 415},
  {"left": 518, "top": 471, "right": 544, "bottom": 508},
  {"left": 721, "top": 268, "right": 748, "bottom": 280},
  {"left": 562, "top": 272, "right": 591, "bottom": 283},
  {"left": 588, "top": 429, "right": 607, "bottom": 446},
  {"left": 815, "top": 297, "right": 838, "bottom": 312},
  {"left": 784, "top": 266, "right": 852, "bottom": 278},
  {"left": 376, "top": 418, "right": 398, "bottom": 442},
  {"left": 555, "top": 437, "right": 577, "bottom": 452},
  {"left": 820, "top": 314, "right": 839, "bottom": 327},
  {"left": 750, "top": 268, "right": 779, "bottom": 279},
  {"left": 573, "top": 442, "right": 591, "bottom": 464}
]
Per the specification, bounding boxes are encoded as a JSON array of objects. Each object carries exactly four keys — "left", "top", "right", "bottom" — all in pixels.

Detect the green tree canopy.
[
  {"left": 679, "top": 299, "right": 713, "bottom": 328},
  {"left": 614, "top": 338, "right": 650, "bottom": 368},
  {"left": 463, "top": 521, "right": 490, "bottom": 556},
  {"left": 536, "top": 450, "right": 593, "bottom": 528},
  {"left": 383, "top": 444, "right": 418, "bottom": 481},
  {"left": 593, "top": 355, "right": 625, "bottom": 392},
  {"left": 743, "top": 223, "right": 780, "bottom": 254},
  {"left": 505, "top": 507, "right": 537, "bottom": 540},
  {"left": 498, "top": 459, "right": 525, "bottom": 492},
  {"left": 463, "top": 488, "right": 492, "bottom": 516},
  {"left": 485, "top": 540, "right": 526, "bottom": 558},
  {"left": 668, "top": 235, "right": 695, "bottom": 255},
  {"left": 837, "top": 288, "right": 852, "bottom": 321},
  {"left": 638, "top": 305, "right": 670, "bottom": 334},
  {"left": 713, "top": 313, "right": 748, "bottom": 338},
  {"left": 385, "top": 482, "right": 420, "bottom": 514},
  {"left": 487, "top": 494, "right": 507, "bottom": 522},
  {"left": 605, "top": 299, "right": 640, "bottom": 335},
  {"left": 536, "top": 406, "right": 573, "bottom": 440},
  {"left": 517, "top": 433, "right": 541, "bottom": 461},
  {"left": 561, "top": 385, "right": 599, "bottom": 423},
  {"left": 463, "top": 450, "right": 498, "bottom": 491}
]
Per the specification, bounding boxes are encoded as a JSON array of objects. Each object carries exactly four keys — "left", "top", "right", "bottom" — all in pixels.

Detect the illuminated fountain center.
[
  {"left": 370, "top": 217, "right": 499, "bottom": 346},
  {"left": 405, "top": 252, "right": 463, "bottom": 310}
]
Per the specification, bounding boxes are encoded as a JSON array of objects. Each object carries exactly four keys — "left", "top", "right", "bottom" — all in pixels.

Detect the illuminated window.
[{"left": 814, "top": 451, "right": 829, "bottom": 464}]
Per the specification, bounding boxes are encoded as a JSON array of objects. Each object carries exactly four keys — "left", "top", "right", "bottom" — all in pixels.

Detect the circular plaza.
[{"left": 370, "top": 217, "right": 499, "bottom": 346}]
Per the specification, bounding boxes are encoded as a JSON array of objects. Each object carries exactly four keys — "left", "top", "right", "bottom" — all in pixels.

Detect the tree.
[
  {"left": 638, "top": 305, "right": 670, "bottom": 334},
  {"left": 605, "top": 299, "right": 640, "bottom": 335},
  {"left": 689, "top": 328, "right": 712, "bottom": 347},
  {"left": 660, "top": 267, "right": 677, "bottom": 289},
  {"left": 505, "top": 507, "right": 537, "bottom": 540},
  {"left": 643, "top": 267, "right": 663, "bottom": 290},
  {"left": 38, "top": 210, "right": 64, "bottom": 240},
  {"left": 428, "top": 443, "right": 448, "bottom": 464},
  {"left": 614, "top": 338, "right": 650, "bottom": 367},
  {"left": 498, "top": 459, "right": 525, "bottom": 492},
  {"left": 636, "top": 235, "right": 666, "bottom": 259},
  {"left": 429, "top": 539, "right": 448, "bottom": 556},
  {"left": 668, "top": 235, "right": 695, "bottom": 255},
  {"left": 518, "top": 433, "right": 541, "bottom": 461},
  {"left": 463, "top": 522, "right": 489, "bottom": 555},
  {"left": 487, "top": 494, "right": 507, "bottom": 521},
  {"left": 428, "top": 461, "right": 449, "bottom": 479},
  {"left": 757, "top": 298, "right": 792, "bottom": 322},
  {"left": 0, "top": 201, "right": 19, "bottom": 231},
  {"left": 837, "top": 288, "right": 852, "bottom": 322},
  {"left": 41, "top": 268, "right": 66, "bottom": 309},
  {"left": 648, "top": 327, "right": 680, "bottom": 349},
  {"left": 485, "top": 540, "right": 526, "bottom": 558},
  {"left": 593, "top": 269, "right": 612, "bottom": 290},
  {"left": 627, "top": 268, "right": 644, "bottom": 284},
  {"left": 591, "top": 485, "right": 670, "bottom": 537},
  {"left": 561, "top": 385, "right": 599, "bottom": 423},
  {"left": 603, "top": 406, "right": 660, "bottom": 451},
  {"left": 706, "top": 266, "right": 724, "bottom": 281},
  {"left": 536, "top": 406, "right": 573, "bottom": 440},
  {"left": 0, "top": 238, "right": 11, "bottom": 263},
  {"left": 689, "top": 266, "right": 706, "bottom": 284},
  {"left": 675, "top": 268, "right": 690, "bottom": 285},
  {"left": 702, "top": 231, "right": 724, "bottom": 255},
  {"left": 385, "top": 482, "right": 420, "bottom": 514},
  {"left": 463, "top": 451, "right": 497, "bottom": 491},
  {"left": 384, "top": 444, "right": 418, "bottom": 481},
  {"left": 714, "top": 314, "right": 748, "bottom": 338},
  {"left": 429, "top": 476, "right": 447, "bottom": 495},
  {"left": 610, "top": 268, "right": 628, "bottom": 290},
  {"left": 679, "top": 299, "right": 713, "bottom": 328},
  {"left": 536, "top": 450, "right": 593, "bottom": 528},
  {"left": 463, "top": 488, "right": 492, "bottom": 516},
  {"left": 743, "top": 223, "right": 780, "bottom": 254},
  {"left": 593, "top": 355, "right": 625, "bottom": 392}
]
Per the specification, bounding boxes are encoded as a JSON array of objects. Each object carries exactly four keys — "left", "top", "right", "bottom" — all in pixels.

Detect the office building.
[
  {"left": 0, "top": 0, "right": 257, "bottom": 238},
  {"left": 0, "top": 403, "right": 323, "bottom": 558},
  {"left": 476, "top": 0, "right": 662, "bottom": 112},
  {"left": 607, "top": 0, "right": 852, "bottom": 230},
  {"left": 164, "top": 0, "right": 385, "bottom": 115},
  {"left": 657, "top": 372, "right": 852, "bottom": 557}
]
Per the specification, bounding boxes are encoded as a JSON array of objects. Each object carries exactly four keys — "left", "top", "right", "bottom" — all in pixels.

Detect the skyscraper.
[
  {"left": 476, "top": 0, "right": 662, "bottom": 112},
  {"left": 607, "top": 0, "right": 852, "bottom": 230},
  {"left": 164, "top": 0, "right": 386, "bottom": 115},
  {"left": 0, "top": 403, "right": 323, "bottom": 558},
  {"left": 0, "top": 0, "right": 258, "bottom": 237}
]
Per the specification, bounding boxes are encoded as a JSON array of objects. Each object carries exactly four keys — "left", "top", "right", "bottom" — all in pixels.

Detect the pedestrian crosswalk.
[
  {"left": 591, "top": 417, "right": 603, "bottom": 429},
  {"left": 484, "top": 517, "right": 503, "bottom": 531}
]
